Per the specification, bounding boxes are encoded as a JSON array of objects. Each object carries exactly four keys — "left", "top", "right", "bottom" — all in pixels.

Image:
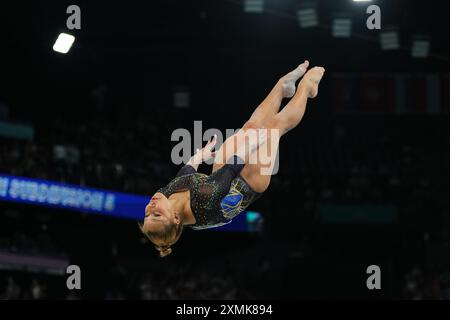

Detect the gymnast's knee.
[
  {"left": 262, "top": 117, "right": 284, "bottom": 131},
  {"left": 242, "top": 120, "right": 260, "bottom": 130}
]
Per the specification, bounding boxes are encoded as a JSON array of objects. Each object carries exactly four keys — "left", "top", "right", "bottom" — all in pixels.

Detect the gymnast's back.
[{"left": 156, "top": 156, "right": 247, "bottom": 230}]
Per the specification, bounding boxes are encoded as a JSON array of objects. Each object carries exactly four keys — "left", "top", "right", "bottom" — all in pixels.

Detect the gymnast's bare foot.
[
  {"left": 281, "top": 60, "right": 309, "bottom": 98},
  {"left": 299, "top": 66, "right": 325, "bottom": 98}
]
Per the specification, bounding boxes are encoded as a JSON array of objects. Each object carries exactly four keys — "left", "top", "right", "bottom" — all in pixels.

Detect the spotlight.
[
  {"left": 297, "top": 2, "right": 318, "bottom": 28},
  {"left": 244, "top": 0, "right": 264, "bottom": 13},
  {"left": 52, "top": 33, "right": 75, "bottom": 54},
  {"left": 380, "top": 31, "right": 400, "bottom": 50},
  {"left": 173, "top": 87, "right": 190, "bottom": 108},
  {"left": 411, "top": 36, "right": 430, "bottom": 58},
  {"left": 332, "top": 17, "right": 352, "bottom": 38}
]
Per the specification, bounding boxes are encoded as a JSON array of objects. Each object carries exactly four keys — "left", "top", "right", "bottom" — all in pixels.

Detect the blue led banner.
[
  {"left": 0, "top": 174, "right": 262, "bottom": 232},
  {"left": 0, "top": 173, "right": 145, "bottom": 219}
]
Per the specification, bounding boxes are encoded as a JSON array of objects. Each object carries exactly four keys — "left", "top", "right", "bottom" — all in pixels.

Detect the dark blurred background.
[{"left": 1, "top": 0, "right": 449, "bottom": 300}]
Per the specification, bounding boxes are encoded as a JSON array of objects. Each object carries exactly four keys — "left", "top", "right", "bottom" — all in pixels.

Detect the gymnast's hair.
[{"left": 138, "top": 220, "right": 184, "bottom": 258}]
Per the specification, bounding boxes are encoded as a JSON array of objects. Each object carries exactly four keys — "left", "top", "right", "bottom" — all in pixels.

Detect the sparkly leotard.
[{"left": 157, "top": 156, "right": 262, "bottom": 230}]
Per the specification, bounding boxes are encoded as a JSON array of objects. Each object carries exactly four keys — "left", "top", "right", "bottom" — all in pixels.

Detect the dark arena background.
[{"left": 1, "top": 0, "right": 450, "bottom": 302}]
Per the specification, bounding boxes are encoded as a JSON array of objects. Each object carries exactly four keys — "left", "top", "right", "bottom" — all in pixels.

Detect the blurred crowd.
[
  {"left": 0, "top": 230, "right": 62, "bottom": 257},
  {"left": 0, "top": 117, "right": 172, "bottom": 195},
  {"left": 105, "top": 263, "right": 257, "bottom": 300},
  {"left": 1, "top": 276, "right": 49, "bottom": 300},
  {"left": 0, "top": 204, "right": 269, "bottom": 300},
  {"left": 0, "top": 268, "right": 254, "bottom": 300},
  {"left": 1, "top": 101, "right": 450, "bottom": 300},
  {"left": 2, "top": 117, "right": 450, "bottom": 210},
  {"left": 2, "top": 234, "right": 450, "bottom": 300},
  {"left": 402, "top": 266, "right": 450, "bottom": 300}
]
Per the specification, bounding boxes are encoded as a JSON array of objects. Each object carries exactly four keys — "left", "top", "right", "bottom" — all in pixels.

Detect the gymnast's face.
[{"left": 142, "top": 193, "right": 174, "bottom": 233}]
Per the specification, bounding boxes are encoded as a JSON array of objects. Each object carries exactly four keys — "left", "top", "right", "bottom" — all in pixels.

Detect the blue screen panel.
[{"left": 0, "top": 174, "right": 261, "bottom": 232}]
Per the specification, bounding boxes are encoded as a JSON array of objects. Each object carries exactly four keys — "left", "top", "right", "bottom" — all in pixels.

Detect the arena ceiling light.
[
  {"left": 52, "top": 33, "right": 75, "bottom": 54},
  {"left": 411, "top": 36, "right": 430, "bottom": 58},
  {"left": 380, "top": 30, "right": 400, "bottom": 50},
  {"left": 297, "top": 1, "right": 318, "bottom": 28},
  {"left": 173, "top": 86, "right": 190, "bottom": 108},
  {"left": 244, "top": 0, "right": 264, "bottom": 13},
  {"left": 332, "top": 17, "right": 352, "bottom": 38}
]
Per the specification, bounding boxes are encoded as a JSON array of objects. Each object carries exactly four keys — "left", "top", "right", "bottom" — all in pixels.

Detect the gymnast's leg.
[
  {"left": 247, "top": 60, "right": 310, "bottom": 125},
  {"left": 212, "top": 60, "right": 310, "bottom": 173},
  {"left": 240, "top": 66, "right": 325, "bottom": 193}
]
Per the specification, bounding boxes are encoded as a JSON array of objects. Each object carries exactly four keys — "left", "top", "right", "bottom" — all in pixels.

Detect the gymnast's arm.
[
  {"left": 203, "top": 128, "right": 268, "bottom": 193},
  {"left": 202, "top": 155, "right": 245, "bottom": 197},
  {"left": 175, "top": 135, "right": 218, "bottom": 177}
]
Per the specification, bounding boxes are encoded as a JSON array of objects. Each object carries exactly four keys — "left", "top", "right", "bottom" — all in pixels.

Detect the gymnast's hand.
[
  {"left": 197, "top": 134, "right": 218, "bottom": 162},
  {"left": 187, "top": 134, "right": 218, "bottom": 167}
]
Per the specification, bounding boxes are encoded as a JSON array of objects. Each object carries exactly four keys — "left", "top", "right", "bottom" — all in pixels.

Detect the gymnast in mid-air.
[{"left": 141, "top": 60, "right": 325, "bottom": 257}]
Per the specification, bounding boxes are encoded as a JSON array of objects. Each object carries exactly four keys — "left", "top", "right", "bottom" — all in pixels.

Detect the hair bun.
[{"left": 157, "top": 246, "right": 172, "bottom": 258}]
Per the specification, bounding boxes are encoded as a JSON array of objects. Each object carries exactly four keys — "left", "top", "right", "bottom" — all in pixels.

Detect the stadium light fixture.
[
  {"left": 332, "top": 17, "right": 352, "bottom": 38},
  {"left": 411, "top": 36, "right": 430, "bottom": 58},
  {"left": 244, "top": 0, "right": 264, "bottom": 13},
  {"left": 380, "top": 30, "right": 400, "bottom": 50},
  {"left": 297, "top": 1, "right": 318, "bottom": 28},
  {"left": 52, "top": 33, "right": 75, "bottom": 54}
]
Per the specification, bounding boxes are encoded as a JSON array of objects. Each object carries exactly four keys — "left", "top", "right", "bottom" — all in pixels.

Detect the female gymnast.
[{"left": 141, "top": 60, "right": 325, "bottom": 257}]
